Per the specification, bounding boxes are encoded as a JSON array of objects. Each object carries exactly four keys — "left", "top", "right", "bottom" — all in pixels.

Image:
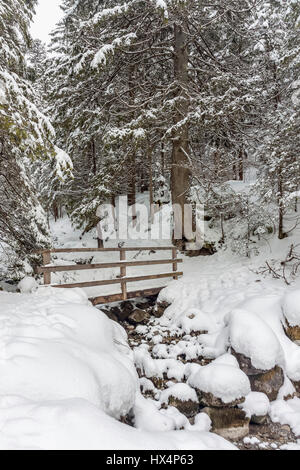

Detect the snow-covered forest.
[{"left": 1, "top": 0, "right": 300, "bottom": 452}]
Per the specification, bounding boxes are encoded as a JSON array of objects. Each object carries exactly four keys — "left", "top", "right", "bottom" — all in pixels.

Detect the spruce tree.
[
  {"left": 49, "top": 0, "right": 257, "bottom": 247},
  {"left": 0, "top": 0, "right": 70, "bottom": 276}
]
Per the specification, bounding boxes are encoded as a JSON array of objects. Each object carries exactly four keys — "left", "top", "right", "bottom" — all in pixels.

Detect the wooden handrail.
[
  {"left": 34, "top": 246, "right": 175, "bottom": 254},
  {"left": 49, "top": 271, "right": 183, "bottom": 289},
  {"left": 36, "top": 258, "right": 182, "bottom": 273},
  {"left": 35, "top": 245, "right": 182, "bottom": 304}
]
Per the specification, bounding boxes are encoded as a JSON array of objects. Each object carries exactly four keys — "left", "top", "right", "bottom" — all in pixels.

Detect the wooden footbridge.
[{"left": 35, "top": 246, "right": 183, "bottom": 305}]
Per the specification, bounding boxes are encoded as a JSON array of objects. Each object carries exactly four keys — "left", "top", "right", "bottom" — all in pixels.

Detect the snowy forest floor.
[
  {"left": 39, "top": 213, "right": 300, "bottom": 449},
  {"left": 1, "top": 210, "right": 300, "bottom": 449},
  {"left": 119, "top": 293, "right": 298, "bottom": 450},
  {"left": 101, "top": 255, "right": 300, "bottom": 450}
]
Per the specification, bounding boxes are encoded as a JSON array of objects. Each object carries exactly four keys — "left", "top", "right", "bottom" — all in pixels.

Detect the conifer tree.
[
  {"left": 0, "top": 0, "right": 71, "bottom": 276},
  {"left": 49, "top": 0, "right": 257, "bottom": 247}
]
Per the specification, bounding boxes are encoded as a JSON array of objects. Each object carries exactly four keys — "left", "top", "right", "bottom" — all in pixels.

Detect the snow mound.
[
  {"left": 0, "top": 396, "right": 236, "bottom": 450},
  {"left": 0, "top": 289, "right": 137, "bottom": 419},
  {"left": 211, "top": 353, "right": 240, "bottom": 368},
  {"left": 188, "top": 363, "right": 250, "bottom": 404},
  {"left": 157, "top": 283, "right": 216, "bottom": 334},
  {"left": 18, "top": 276, "right": 38, "bottom": 293},
  {"left": 139, "top": 377, "right": 155, "bottom": 393},
  {"left": 134, "top": 395, "right": 182, "bottom": 432},
  {"left": 174, "top": 309, "right": 214, "bottom": 335},
  {"left": 191, "top": 413, "right": 212, "bottom": 432},
  {"left": 160, "top": 383, "right": 198, "bottom": 404},
  {"left": 229, "top": 308, "right": 284, "bottom": 370},
  {"left": 159, "top": 406, "right": 189, "bottom": 430},
  {"left": 282, "top": 290, "right": 300, "bottom": 326},
  {"left": 239, "top": 392, "right": 270, "bottom": 418},
  {"left": 270, "top": 397, "right": 300, "bottom": 437}
]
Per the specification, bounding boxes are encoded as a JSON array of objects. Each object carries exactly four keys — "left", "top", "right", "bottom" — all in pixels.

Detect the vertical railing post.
[
  {"left": 172, "top": 247, "right": 178, "bottom": 280},
  {"left": 42, "top": 250, "right": 51, "bottom": 285},
  {"left": 120, "top": 248, "right": 127, "bottom": 300}
]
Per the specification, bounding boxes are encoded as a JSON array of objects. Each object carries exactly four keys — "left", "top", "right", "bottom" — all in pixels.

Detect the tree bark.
[
  {"left": 91, "top": 139, "right": 97, "bottom": 175},
  {"left": 278, "top": 168, "right": 285, "bottom": 240},
  {"left": 238, "top": 148, "right": 244, "bottom": 181},
  {"left": 161, "top": 141, "right": 165, "bottom": 175},
  {"left": 148, "top": 144, "right": 154, "bottom": 224},
  {"left": 128, "top": 66, "right": 137, "bottom": 223},
  {"left": 128, "top": 152, "right": 137, "bottom": 223},
  {"left": 171, "top": 22, "right": 191, "bottom": 249}
]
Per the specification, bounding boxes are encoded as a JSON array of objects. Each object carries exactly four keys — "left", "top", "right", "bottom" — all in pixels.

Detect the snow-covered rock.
[
  {"left": 157, "top": 282, "right": 216, "bottom": 335},
  {"left": 212, "top": 353, "right": 240, "bottom": 368},
  {"left": 139, "top": 377, "right": 156, "bottom": 394},
  {"left": 234, "top": 294, "right": 300, "bottom": 386},
  {"left": 160, "top": 383, "right": 198, "bottom": 404},
  {"left": 18, "top": 276, "right": 38, "bottom": 293},
  {"left": 133, "top": 394, "right": 187, "bottom": 433},
  {"left": 282, "top": 290, "right": 300, "bottom": 342},
  {"left": 270, "top": 397, "right": 300, "bottom": 437},
  {"left": 229, "top": 308, "right": 284, "bottom": 371},
  {"left": 160, "top": 383, "right": 199, "bottom": 418},
  {"left": 282, "top": 290, "right": 300, "bottom": 327},
  {"left": 153, "top": 301, "right": 170, "bottom": 318},
  {"left": 277, "top": 374, "right": 297, "bottom": 400},
  {"left": 239, "top": 392, "right": 270, "bottom": 424},
  {"left": 175, "top": 309, "right": 213, "bottom": 335},
  {"left": 188, "top": 363, "right": 250, "bottom": 406},
  {"left": 190, "top": 412, "right": 212, "bottom": 432}
]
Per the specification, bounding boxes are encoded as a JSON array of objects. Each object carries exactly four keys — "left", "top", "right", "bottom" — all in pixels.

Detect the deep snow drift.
[
  {"left": 0, "top": 288, "right": 235, "bottom": 450},
  {"left": 0, "top": 288, "right": 137, "bottom": 419}
]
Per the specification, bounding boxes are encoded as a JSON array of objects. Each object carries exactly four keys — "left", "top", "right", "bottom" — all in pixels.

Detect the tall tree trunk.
[
  {"left": 148, "top": 144, "right": 154, "bottom": 224},
  {"left": 128, "top": 152, "right": 137, "bottom": 223},
  {"left": 53, "top": 202, "right": 59, "bottom": 222},
  {"left": 238, "top": 148, "right": 244, "bottom": 181},
  {"left": 171, "top": 21, "right": 190, "bottom": 249},
  {"left": 91, "top": 139, "right": 97, "bottom": 175},
  {"left": 278, "top": 168, "right": 285, "bottom": 240},
  {"left": 161, "top": 141, "right": 165, "bottom": 175},
  {"left": 128, "top": 66, "right": 137, "bottom": 223},
  {"left": 270, "top": 57, "right": 285, "bottom": 240}
]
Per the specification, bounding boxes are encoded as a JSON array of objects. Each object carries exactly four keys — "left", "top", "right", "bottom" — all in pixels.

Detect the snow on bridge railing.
[{"left": 34, "top": 246, "right": 183, "bottom": 305}]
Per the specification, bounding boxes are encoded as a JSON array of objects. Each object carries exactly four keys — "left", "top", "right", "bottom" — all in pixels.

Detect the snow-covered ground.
[
  {"left": 0, "top": 288, "right": 234, "bottom": 450},
  {"left": 1, "top": 199, "right": 300, "bottom": 450},
  {"left": 152, "top": 258, "right": 300, "bottom": 443}
]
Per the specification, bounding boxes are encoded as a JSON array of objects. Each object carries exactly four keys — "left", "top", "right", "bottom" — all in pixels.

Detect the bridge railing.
[{"left": 34, "top": 247, "right": 183, "bottom": 305}]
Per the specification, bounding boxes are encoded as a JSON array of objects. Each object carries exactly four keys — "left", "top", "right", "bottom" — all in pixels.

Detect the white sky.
[{"left": 31, "top": 0, "right": 63, "bottom": 44}]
